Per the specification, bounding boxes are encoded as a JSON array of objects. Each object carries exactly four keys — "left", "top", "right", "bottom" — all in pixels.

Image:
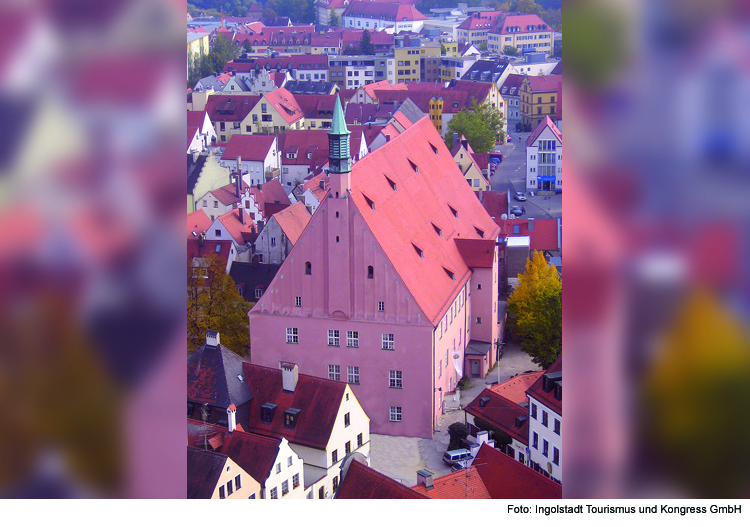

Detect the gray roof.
[
  {"left": 196, "top": 75, "right": 227, "bottom": 92},
  {"left": 395, "top": 98, "right": 425, "bottom": 125},
  {"left": 188, "top": 33, "right": 206, "bottom": 44},
  {"left": 187, "top": 341, "right": 254, "bottom": 408},
  {"left": 187, "top": 446, "right": 226, "bottom": 499},
  {"left": 284, "top": 80, "right": 336, "bottom": 95},
  {"left": 466, "top": 340, "right": 492, "bottom": 356}
]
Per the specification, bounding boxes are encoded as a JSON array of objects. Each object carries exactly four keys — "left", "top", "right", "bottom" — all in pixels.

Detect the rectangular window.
[
  {"left": 293, "top": 473, "right": 300, "bottom": 488},
  {"left": 295, "top": 296, "right": 302, "bottom": 307},
  {"left": 328, "top": 329, "right": 340, "bottom": 347},
  {"left": 276, "top": 463, "right": 281, "bottom": 474},
  {"left": 331, "top": 449, "right": 338, "bottom": 464},
  {"left": 345, "top": 441, "right": 351, "bottom": 454},
  {"left": 553, "top": 447, "right": 560, "bottom": 466},
  {"left": 347, "top": 366, "right": 360, "bottom": 385},
  {"left": 531, "top": 403, "right": 537, "bottom": 419},
  {"left": 333, "top": 476, "right": 339, "bottom": 492},
  {"left": 543, "top": 439, "right": 549, "bottom": 457},
  {"left": 389, "top": 370, "right": 402, "bottom": 389},
  {"left": 357, "top": 433, "right": 363, "bottom": 447},
  {"left": 286, "top": 327, "right": 298, "bottom": 344},
  {"left": 281, "top": 480, "right": 289, "bottom": 496},
  {"left": 554, "top": 419, "right": 561, "bottom": 435},
  {"left": 287, "top": 456, "right": 293, "bottom": 467},
  {"left": 235, "top": 475, "right": 241, "bottom": 490},
  {"left": 346, "top": 331, "right": 359, "bottom": 348},
  {"left": 389, "top": 406, "right": 402, "bottom": 422},
  {"left": 219, "top": 485, "right": 225, "bottom": 499},
  {"left": 344, "top": 412, "right": 350, "bottom": 427},
  {"left": 476, "top": 317, "right": 482, "bottom": 324},
  {"left": 438, "top": 361, "right": 442, "bottom": 379},
  {"left": 270, "top": 487, "right": 278, "bottom": 499},
  {"left": 328, "top": 364, "right": 340, "bottom": 381},
  {"left": 542, "top": 411, "right": 548, "bottom": 427},
  {"left": 382, "top": 333, "right": 394, "bottom": 350},
  {"left": 533, "top": 432, "right": 538, "bottom": 449},
  {"left": 378, "top": 301, "right": 385, "bottom": 312}
]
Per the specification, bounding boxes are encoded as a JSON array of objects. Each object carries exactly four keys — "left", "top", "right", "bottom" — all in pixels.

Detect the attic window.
[
  {"left": 449, "top": 205, "right": 458, "bottom": 218},
  {"left": 475, "top": 227, "right": 485, "bottom": 239},
  {"left": 408, "top": 160, "right": 418, "bottom": 174},
  {"left": 432, "top": 223, "right": 442, "bottom": 237},
  {"left": 284, "top": 408, "right": 301, "bottom": 429},
  {"left": 443, "top": 267, "right": 455, "bottom": 281},
  {"left": 367, "top": 265, "right": 374, "bottom": 279},
  {"left": 260, "top": 403, "right": 277, "bottom": 424},
  {"left": 215, "top": 244, "right": 222, "bottom": 253},
  {"left": 479, "top": 396, "right": 491, "bottom": 408},
  {"left": 363, "top": 194, "right": 375, "bottom": 210},
  {"left": 412, "top": 243, "right": 424, "bottom": 259},
  {"left": 429, "top": 143, "right": 439, "bottom": 155},
  {"left": 385, "top": 175, "right": 397, "bottom": 191}
]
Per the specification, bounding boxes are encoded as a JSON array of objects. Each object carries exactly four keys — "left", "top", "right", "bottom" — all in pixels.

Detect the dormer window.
[
  {"left": 367, "top": 265, "right": 374, "bottom": 279},
  {"left": 412, "top": 243, "right": 424, "bottom": 259},
  {"left": 364, "top": 194, "right": 375, "bottom": 210},
  {"left": 385, "top": 176, "right": 397, "bottom": 191},
  {"left": 261, "top": 403, "right": 277, "bottom": 424},
  {"left": 449, "top": 205, "right": 458, "bottom": 218},
  {"left": 443, "top": 267, "right": 455, "bottom": 281},
  {"left": 432, "top": 223, "right": 442, "bottom": 237},
  {"left": 284, "top": 408, "right": 301, "bottom": 429},
  {"left": 475, "top": 227, "right": 485, "bottom": 239}
]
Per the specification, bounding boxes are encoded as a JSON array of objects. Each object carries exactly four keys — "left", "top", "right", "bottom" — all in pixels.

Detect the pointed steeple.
[{"left": 328, "top": 92, "right": 351, "bottom": 176}]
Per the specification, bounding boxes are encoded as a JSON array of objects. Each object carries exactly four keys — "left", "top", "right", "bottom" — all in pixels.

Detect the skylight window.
[
  {"left": 443, "top": 267, "right": 455, "bottom": 281},
  {"left": 475, "top": 227, "right": 485, "bottom": 239},
  {"left": 412, "top": 243, "right": 424, "bottom": 259},
  {"left": 432, "top": 223, "right": 442, "bottom": 237},
  {"left": 363, "top": 194, "right": 375, "bottom": 210},
  {"left": 449, "top": 205, "right": 458, "bottom": 218},
  {"left": 385, "top": 175, "right": 397, "bottom": 191}
]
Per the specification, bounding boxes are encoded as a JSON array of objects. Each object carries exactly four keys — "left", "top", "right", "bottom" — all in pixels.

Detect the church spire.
[{"left": 328, "top": 93, "right": 351, "bottom": 176}]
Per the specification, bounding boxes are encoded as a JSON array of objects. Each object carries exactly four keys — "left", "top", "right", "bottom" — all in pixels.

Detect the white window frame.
[
  {"left": 347, "top": 366, "right": 360, "bottom": 385},
  {"left": 346, "top": 330, "right": 359, "bottom": 348},
  {"left": 382, "top": 333, "right": 394, "bottom": 350},
  {"left": 328, "top": 329, "right": 340, "bottom": 347},
  {"left": 389, "top": 370, "right": 402, "bottom": 389},
  {"left": 286, "top": 327, "right": 299, "bottom": 344},
  {"left": 328, "top": 364, "right": 340, "bottom": 381},
  {"left": 389, "top": 406, "right": 402, "bottom": 422}
]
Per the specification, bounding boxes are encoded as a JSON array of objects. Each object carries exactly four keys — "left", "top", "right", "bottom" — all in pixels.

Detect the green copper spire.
[{"left": 328, "top": 92, "right": 351, "bottom": 174}]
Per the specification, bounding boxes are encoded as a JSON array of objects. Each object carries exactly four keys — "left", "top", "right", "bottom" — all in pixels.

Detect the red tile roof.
[
  {"left": 556, "top": 80, "right": 562, "bottom": 121},
  {"left": 526, "top": 356, "right": 562, "bottom": 415},
  {"left": 242, "top": 363, "right": 348, "bottom": 450},
  {"left": 293, "top": 93, "right": 336, "bottom": 120},
  {"left": 526, "top": 74, "right": 562, "bottom": 94},
  {"left": 278, "top": 129, "right": 331, "bottom": 165},
  {"left": 251, "top": 178, "right": 291, "bottom": 218},
  {"left": 465, "top": 389, "right": 529, "bottom": 444},
  {"left": 455, "top": 238, "right": 495, "bottom": 268},
  {"left": 263, "top": 88, "right": 304, "bottom": 125},
  {"left": 221, "top": 134, "right": 276, "bottom": 162},
  {"left": 491, "top": 371, "right": 544, "bottom": 404},
  {"left": 301, "top": 172, "right": 330, "bottom": 202},
  {"left": 271, "top": 201, "right": 311, "bottom": 245},
  {"left": 495, "top": 14, "right": 550, "bottom": 35},
  {"left": 342, "top": 1, "right": 426, "bottom": 21},
  {"left": 188, "top": 127, "right": 199, "bottom": 149},
  {"left": 457, "top": 11, "right": 504, "bottom": 31},
  {"left": 187, "top": 210, "right": 212, "bottom": 238},
  {"left": 347, "top": 117, "right": 500, "bottom": 324},
  {"left": 224, "top": 53, "right": 327, "bottom": 73},
  {"left": 349, "top": 124, "right": 385, "bottom": 147},
  {"left": 337, "top": 458, "right": 427, "bottom": 499},
  {"left": 217, "top": 209, "right": 257, "bottom": 246},
  {"left": 210, "top": 180, "right": 252, "bottom": 206},
  {"left": 411, "top": 467, "right": 490, "bottom": 498},
  {"left": 205, "top": 94, "right": 261, "bottom": 123},
  {"left": 187, "top": 110, "right": 208, "bottom": 130},
  {"left": 481, "top": 190, "right": 508, "bottom": 220},
  {"left": 473, "top": 443, "right": 562, "bottom": 499},
  {"left": 187, "top": 238, "right": 232, "bottom": 267},
  {"left": 499, "top": 218, "right": 560, "bottom": 251},
  {"left": 526, "top": 115, "right": 562, "bottom": 148}
]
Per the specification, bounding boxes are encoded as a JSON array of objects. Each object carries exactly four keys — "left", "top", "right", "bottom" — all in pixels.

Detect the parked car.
[
  {"left": 510, "top": 205, "right": 523, "bottom": 216},
  {"left": 514, "top": 191, "right": 526, "bottom": 201},
  {"left": 443, "top": 449, "right": 472, "bottom": 466},
  {"left": 451, "top": 459, "right": 472, "bottom": 472}
]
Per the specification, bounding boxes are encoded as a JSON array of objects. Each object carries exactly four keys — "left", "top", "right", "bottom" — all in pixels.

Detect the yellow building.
[
  {"left": 520, "top": 75, "right": 561, "bottom": 129},
  {"left": 442, "top": 40, "right": 459, "bottom": 57},
  {"left": 243, "top": 89, "right": 306, "bottom": 135},
  {"left": 451, "top": 137, "right": 490, "bottom": 193},
  {"left": 187, "top": 33, "right": 209, "bottom": 81},
  {"left": 393, "top": 47, "right": 421, "bottom": 84}
]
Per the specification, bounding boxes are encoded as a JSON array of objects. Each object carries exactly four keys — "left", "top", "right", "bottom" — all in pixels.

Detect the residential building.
[
  {"left": 284, "top": 81, "right": 338, "bottom": 96},
  {"left": 292, "top": 173, "right": 329, "bottom": 215},
  {"left": 456, "top": 11, "right": 503, "bottom": 46},
  {"left": 196, "top": 178, "right": 261, "bottom": 223},
  {"left": 222, "top": 69, "right": 290, "bottom": 94},
  {"left": 465, "top": 389, "right": 529, "bottom": 464},
  {"left": 526, "top": 116, "right": 562, "bottom": 192},
  {"left": 491, "top": 371, "right": 543, "bottom": 404},
  {"left": 187, "top": 110, "right": 217, "bottom": 151},
  {"left": 310, "top": 32, "right": 342, "bottom": 55},
  {"left": 206, "top": 208, "right": 257, "bottom": 261},
  {"left": 187, "top": 153, "right": 232, "bottom": 213},
  {"left": 497, "top": 217, "right": 561, "bottom": 253},
  {"left": 244, "top": 88, "right": 305, "bottom": 134},
  {"left": 194, "top": 73, "right": 230, "bottom": 92},
  {"left": 294, "top": 94, "right": 337, "bottom": 130},
  {"left": 451, "top": 135, "right": 491, "bottom": 193},
  {"left": 314, "top": 0, "right": 349, "bottom": 27},
  {"left": 411, "top": 467, "right": 490, "bottom": 498},
  {"left": 241, "top": 362, "right": 371, "bottom": 499},
  {"left": 500, "top": 73, "right": 525, "bottom": 120},
  {"left": 473, "top": 442, "right": 562, "bottom": 498},
  {"left": 520, "top": 75, "right": 561, "bottom": 129},
  {"left": 188, "top": 236, "right": 235, "bottom": 275},
  {"left": 205, "top": 94, "right": 261, "bottom": 143},
  {"left": 342, "top": 2, "right": 426, "bottom": 33},
  {"left": 487, "top": 14, "right": 553, "bottom": 56},
  {"left": 328, "top": 56, "right": 378, "bottom": 89},
  {"left": 335, "top": 454, "right": 426, "bottom": 499},
  {"left": 526, "top": 357, "right": 562, "bottom": 483},
  {"left": 187, "top": 446, "right": 260, "bottom": 499},
  {"left": 219, "top": 135, "right": 280, "bottom": 185},
  {"left": 461, "top": 60, "right": 511, "bottom": 88},
  {"left": 224, "top": 54, "right": 329, "bottom": 83},
  {"left": 393, "top": 46, "right": 422, "bottom": 84},
  {"left": 248, "top": 97, "right": 502, "bottom": 438},
  {"left": 441, "top": 54, "right": 479, "bottom": 83},
  {"left": 508, "top": 59, "right": 559, "bottom": 76},
  {"left": 187, "top": 32, "right": 210, "bottom": 80},
  {"left": 254, "top": 201, "right": 312, "bottom": 265},
  {"left": 230, "top": 262, "right": 281, "bottom": 299}
]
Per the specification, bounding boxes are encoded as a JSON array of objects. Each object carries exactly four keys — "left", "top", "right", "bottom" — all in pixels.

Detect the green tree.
[
  {"left": 342, "top": 44, "right": 360, "bottom": 55},
  {"left": 507, "top": 251, "right": 562, "bottom": 369},
  {"left": 329, "top": 9, "right": 340, "bottom": 27},
  {"left": 516, "top": 0, "right": 542, "bottom": 14},
  {"left": 242, "top": 39, "right": 253, "bottom": 53},
  {"left": 447, "top": 422, "right": 470, "bottom": 451},
  {"left": 478, "top": 41, "right": 488, "bottom": 52},
  {"left": 187, "top": 253, "right": 253, "bottom": 357},
  {"left": 445, "top": 100, "right": 505, "bottom": 152},
  {"left": 359, "top": 29, "right": 374, "bottom": 55},
  {"left": 502, "top": 45, "right": 520, "bottom": 57}
]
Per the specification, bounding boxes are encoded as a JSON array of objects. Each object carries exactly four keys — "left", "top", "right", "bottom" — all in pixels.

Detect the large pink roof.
[
  {"left": 271, "top": 201, "right": 311, "bottom": 245},
  {"left": 494, "top": 14, "right": 549, "bottom": 35},
  {"left": 526, "top": 74, "right": 562, "bottom": 94},
  {"left": 343, "top": 1, "right": 426, "bottom": 21},
  {"left": 221, "top": 134, "right": 276, "bottom": 162},
  {"left": 263, "top": 88, "right": 304, "bottom": 125},
  {"left": 347, "top": 117, "right": 500, "bottom": 324},
  {"left": 526, "top": 115, "right": 562, "bottom": 147},
  {"left": 457, "top": 11, "right": 504, "bottom": 31},
  {"left": 187, "top": 209, "right": 212, "bottom": 239}
]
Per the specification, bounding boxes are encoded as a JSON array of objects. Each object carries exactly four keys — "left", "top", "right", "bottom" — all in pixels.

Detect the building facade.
[{"left": 525, "top": 116, "right": 562, "bottom": 193}]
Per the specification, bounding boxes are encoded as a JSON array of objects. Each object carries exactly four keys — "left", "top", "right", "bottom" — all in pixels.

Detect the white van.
[{"left": 442, "top": 449, "right": 472, "bottom": 466}]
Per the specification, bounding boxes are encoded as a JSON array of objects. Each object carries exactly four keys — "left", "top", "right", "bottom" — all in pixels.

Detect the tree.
[
  {"left": 187, "top": 253, "right": 253, "bottom": 357},
  {"left": 478, "top": 41, "right": 488, "bottom": 52},
  {"left": 342, "top": 44, "right": 360, "bottom": 55},
  {"left": 329, "top": 9, "right": 340, "bottom": 27},
  {"left": 516, "top": 0, "right": 542, "bottom": 14},
  {"left": 445, "top": 100, "right": 505, "bottom": 152},
  {"left": 502, "top": 45, "right": 520, "bottom": 57},
  {"left": 242, "top": 39, "right": 253, "bottom": 53},
  {"left": 507, "top": 251, "right": 561, "bottom": 369},
  {"left": 447, "top": 422, "right": 470, "bottom": 451},
  {"left": 359, "top": 28, "right": 374, "bottom": 55}
]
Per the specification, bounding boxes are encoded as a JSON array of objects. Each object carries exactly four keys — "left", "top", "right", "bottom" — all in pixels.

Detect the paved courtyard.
[{"left": 369, "top": 342, "right": 540, "bottom": 487}]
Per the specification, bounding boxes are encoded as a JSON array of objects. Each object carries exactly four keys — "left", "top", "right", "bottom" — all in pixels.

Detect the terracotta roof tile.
[
  {"left": 473, "top": 443, "right": 562, "bottom": 499},
  {"left": 465, "top": 389, "right": 529, "bottom": 444},
  {"left": 411, "top": 467, "right": 490, "bottom": 498},
  {"left": 218, "top": 209, "right": 257, "bottom": 246},
  {"left": 526, "top": 356, "right": 562, "bottom": 415},
  {"left": 499, "top": 218, "right": 560, "bottom": 251},
  {"left": 496, "top": 14, "right": 550, "bottom": 35},
  {"left": 263, "top": 88, "right": 304, "bottom": 126},
  {"left": 491, "top": 371, "right": 544, "bottom": 404},
  {"left": 271, "top": 201, "right": 311, "bottom": 245},
  {"left": 455, "top": 238, "right": 495, "bottom": 268},
  {"left": 221, "top": 135, "right": 276, "bottom": 162},
  {"left": 337, "top": 459, "right": 427, "bottom": 499},
  {"left": 187, "top": 239, "right": 232, "bottom": 267},
  {"left": 342, "top": 1, "right": 426, "bottom": 21},
  {"left": 457, "top": 11, "right": 503, "bottom": 31},
  {"left": 187, "top": 210, "right": 212, "bottom": 238},
  {"left": 527, "top": 75, "right": 562, "bottom": 94},
  {"left": 205, "top": 94, "right": 261, "bottom": 123},
  {"left": 526, "top": 115, "right": 562, "bottom": 147}
]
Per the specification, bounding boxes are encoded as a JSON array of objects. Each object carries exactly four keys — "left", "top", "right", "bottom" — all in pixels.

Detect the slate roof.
[
  {"left": 187, "top": 210, "right": 212, "bottom": 239},
  {"left": 242, "top": 363, "right": 348, "bottom": 450},
  {"left": 395, "top": 98, "right": 425, "bottom": 124},
  {"left": 284, "top": 81, "right": 337, "bottom": 95},
  {"left": 411, "top": 467, "right": 490, "bottom": 499},
  {"left": 500, "top": 73, "right": 525, "bottom": 98},
  {"left": 221, "top": 134, "right": 276, "bottom": 162},
  {"left": 336, "top": 458, "right": 427, "bottom": 499},
  {"left": 465, "top": 389, "right": 529, "bottom": 444},
  {"left": 195, "top": 74, "right": 227, "bottom": 92},
  {"left": 491, "top": 371, "right": 543, "bottom": 404},
  {"left": 187, "top": 446, "right": 226, "bottom": 499},
  {"left": 526, "top": 115, "right": 562, "bottom": 147},
  {"left": 526, "top": 356, "right": 562, "bottom": 415},
  {"left": 461, "top": 60, "right": 510, "bottom": 83},
  {"left": 271, "top": 201, "right": 312, "bottom": 245},
  {"left": 187, "top": 341, "right": 253, "bottom": 408},
  {"left": 473, "top": 443, "right": 562, "bottom": 499},
  {"left": 230, "top": 262, "right": 281, "bottom": 302}
]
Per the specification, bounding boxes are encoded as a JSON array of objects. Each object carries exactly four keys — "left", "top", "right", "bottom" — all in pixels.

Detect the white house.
[
  {"left": 196, "top": 179, "right": 261, "bottom": 224},
  {"left": 219, "top": 135, "right": 280, "bottom": 187},
  {"left": 187, "top": 446, "right": 261, "bottom": 499},
  {"left": 526, "top": 116, "right": 562, "bottom": 193},
  {"left": 254, "top": 201, "right": 311, "bottom": 265},
  {"left": 526, "top": 357, "right": 562, "bottom": 484},
  {"left": 205, "top": 207, "right": 256, "bottom": 262},
  {"left": 342, "top": 2, "right": 427, "bottom": 33},
  {"left": 187, "top": 110, "right": 217, "bottom": 152}
]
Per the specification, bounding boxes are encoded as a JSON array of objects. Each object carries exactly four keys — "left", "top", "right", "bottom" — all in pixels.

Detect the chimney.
[
  {"left": 319, "top": 179, "right": 325, "bottom": 190},
  {"left": 236, "top": 156, "right": 242, "bottom": 197},
  {"left": 416, "top": 470, "right": 434, "bottom": 490},
  {"left": 280, "top": 362, "right": 299, "bottom": 393},
  {"left": 227, "top": 404, "right": 237, "bottom": 432},
  {"left": 385, "top": 134, "right": 390, "bottom": 142},
  {"left": 239, "top": 206, "right": 245, "bottom": 225},
  {"left": 528, "top": 217, "right": 534, "bottom": 232},
  {"left": 453, "top": 133, "right": 458, "bottom": 146},
  {"left": 206, "top": 330, "right": 220, "bottom": 348},
  {"left": 477, "top": 430, "right": 489, "bottom": 445},
  {"left": 478, "top": 187, "right": 483, "bottom": 202}
]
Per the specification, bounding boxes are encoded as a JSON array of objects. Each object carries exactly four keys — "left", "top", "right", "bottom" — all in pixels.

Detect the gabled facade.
[
  {"left": 526, "top": 116, "right": 562, "bottom": 193},
  {"left": 187, "top": 446, "right": 261, "bottom": 499},
  {"left": 249, "top": 98, "right": 501, "bottom": 438},
  {"left": 188, "top": 153, "right": 232, "bottom": 213},
  {"left": 456, "top": 11, "right": 503, "bottom": 46},
  {"left": 219, "top": 135, "right": 280, "bottom": 186},
  {"left": 520, "top": 74, "right": 561, "bottom": 129},
  {"left": 526, "top": 357, "right": 562, "bottom": 483},
  {"left": 243, "top": 88, "right": 305, "bottom": 134},
  {"left": 254, "top": 201, "right": 312, "bottom": 265},
  {"left": 342, "top": 1, "right": 426, "bottom": 33},
  {"left": 451, "top": 136, "right": 491, "bottom": 193},
  {"left": 487, "top": 14, "right": 553, "bottom": 56}
]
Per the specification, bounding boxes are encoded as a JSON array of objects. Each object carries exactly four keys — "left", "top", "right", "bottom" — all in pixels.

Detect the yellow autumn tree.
[
  {"left": 187, "top": 253, "right": 253, "bottom": 356},
  {"left": 507, "top": 250, "right": 562, "bottom": 368}
]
